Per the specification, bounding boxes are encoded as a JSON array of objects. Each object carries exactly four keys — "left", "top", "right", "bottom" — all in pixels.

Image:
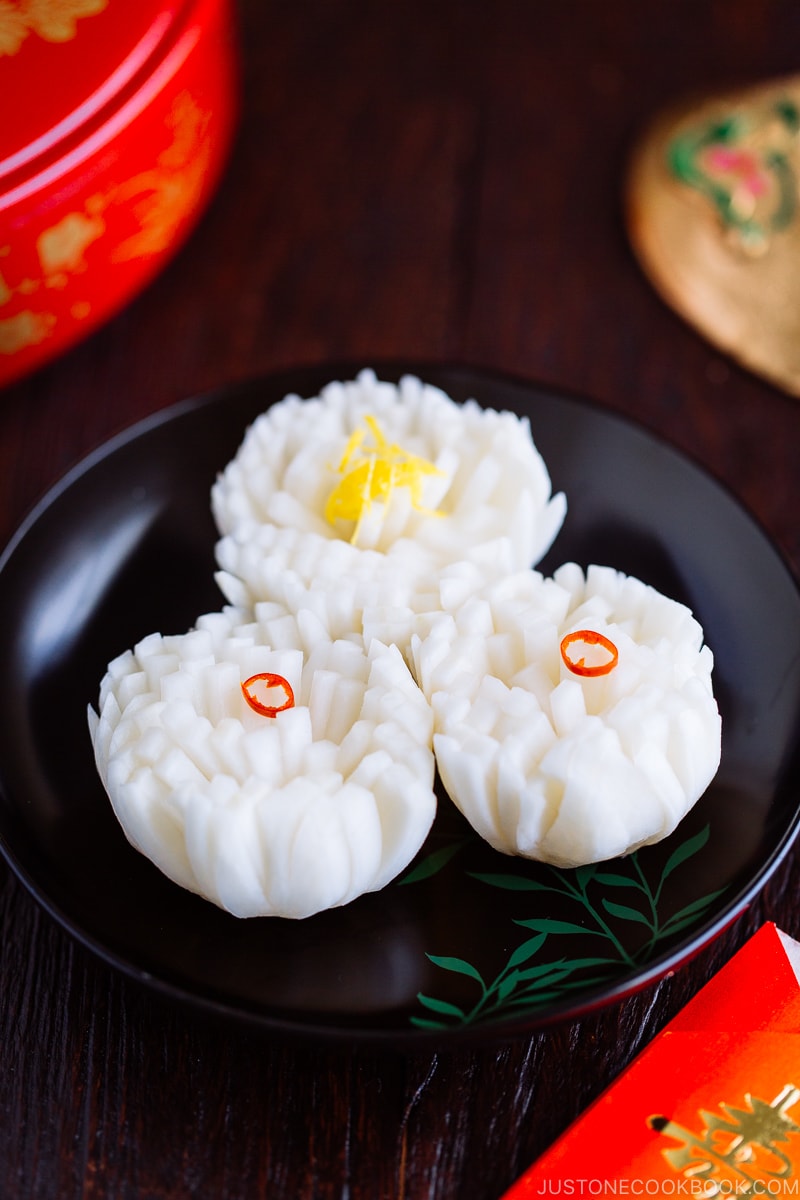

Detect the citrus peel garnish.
[{"left": 324, "top": 414, "right": 444, "bottom": 544}]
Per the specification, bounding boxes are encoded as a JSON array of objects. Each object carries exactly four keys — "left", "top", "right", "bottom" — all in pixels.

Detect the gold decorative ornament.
[
  {"left": 650, "top": 1083, "right": 800, "bottom": 1189},
  {"left": 626, "top": 76, "right": 800, "bottom": 396}
]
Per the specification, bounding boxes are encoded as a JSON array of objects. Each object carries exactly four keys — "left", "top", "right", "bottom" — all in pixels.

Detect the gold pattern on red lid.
[
  {"left": 0, "top": 89, "right": 211, "bottom": 357},
  {"left": 0, "top": 1, "right": 189, "bottom": 179},
  {"left": 0, "top": 0, "right": 108, "bottom": 58}
]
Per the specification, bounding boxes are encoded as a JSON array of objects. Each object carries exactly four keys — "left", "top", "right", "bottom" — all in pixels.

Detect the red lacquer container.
[{"left": 0, "top": 0, "right": 239, "bottom": 387}]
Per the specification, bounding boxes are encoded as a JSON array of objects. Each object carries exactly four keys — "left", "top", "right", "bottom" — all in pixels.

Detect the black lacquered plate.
[{"left": 1, "top": 363, "right": 799, "bottom": 1043}]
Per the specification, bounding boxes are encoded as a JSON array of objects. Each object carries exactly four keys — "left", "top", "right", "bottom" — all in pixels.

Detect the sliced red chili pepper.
[
  {"left": 560, "top": 629, "right": 619, "bottom": 677},
  {"left": 241, "top": 673, "right": 295, "bottom": 717}
]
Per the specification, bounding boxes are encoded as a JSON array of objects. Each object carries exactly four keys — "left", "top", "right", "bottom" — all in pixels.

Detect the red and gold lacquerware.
[{"left": 0, "top": 0, "right": 239, "bottom": 387}]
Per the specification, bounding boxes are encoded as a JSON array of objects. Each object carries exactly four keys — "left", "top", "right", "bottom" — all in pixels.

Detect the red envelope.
[{"left": 503, "top": 923, "right": 800, "bottom": 1196}]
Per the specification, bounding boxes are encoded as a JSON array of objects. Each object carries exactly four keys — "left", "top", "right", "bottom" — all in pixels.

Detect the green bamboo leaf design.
[
  {"left": 416, "top": 993, "right": 467, "bottom": 1019},
  {"left": 515, "top": 960, "right": 570, "bottom": 983},
  {"left": 515, "top": 918, "right": 589, "bottom": 936},
  {"left": 497, "top": 972, "right": 521, "bottom": 1002},
  {"left": 601, "top": 898, "right": 652, "bottom": 927},
  {"left": 410, "top": 1015, "right": 450, "bottom": 1031},
  {"left": 426, "top": 955, "right": 485, "bottom": 985},
  {"left": 654, "top": 912, "right": 714, "bottom": 940},
  {"left": 660, "top": 825, "right": 710, "bottom": 882},
  {"left": 573, "top": 864, "right": 599, "bottom": 889},
  {"left": 502, "top": 990, "right": 565, "bottom": 1009},
  {"left": 410, "top": 819, "right": 725, "bottom": 1029},
  {"left": 657, "top": 888, "right": 727, "bottom": 936},
  {"left": 593, "top": 872, "right": 642, "bottom": 889},
  {"left": 513, "top": 962, "right": 623, "bottom": 998},
  {"left": 469, "top": 872, "right": 554, "bottom": 892},
  {"left": 506, "top": 934, "right": 548, "bottom": 968},
  {"left": 516, "top": 964, "right": 578, "bottom": 988},
  {"left": 399, "top": 838, "right": 469, "bottom": 885}
]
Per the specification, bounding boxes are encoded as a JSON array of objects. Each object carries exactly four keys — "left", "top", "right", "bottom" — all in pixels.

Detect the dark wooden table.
[{"left": 2, "top": 2, "right": 799, "bottom": 1196}]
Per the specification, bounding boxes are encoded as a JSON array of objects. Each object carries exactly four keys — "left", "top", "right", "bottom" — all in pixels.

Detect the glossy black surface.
[{"left": 1, "top": 364, "right": 798, "bottom": 1042}]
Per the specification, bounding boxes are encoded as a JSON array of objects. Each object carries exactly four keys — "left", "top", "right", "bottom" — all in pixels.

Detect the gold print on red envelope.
[
  {"left": 0, "top": 0, "right": 107, "bottom": 57},
  {"left": 501, "top": 926, "right": 800, "bottom": 1198},
  {"left": 650, "top": 1084, "right": 800, "bottom": 1191}
]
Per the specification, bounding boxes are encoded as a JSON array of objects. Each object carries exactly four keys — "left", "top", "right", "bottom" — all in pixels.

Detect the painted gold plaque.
[{"left": 626, "top": 76, "right": 800, "bottom": 396}]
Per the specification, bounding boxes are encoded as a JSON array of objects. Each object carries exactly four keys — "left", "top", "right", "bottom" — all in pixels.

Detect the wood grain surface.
[{"left": 1, "top": 2, "right": 799, "bottom": 1197}]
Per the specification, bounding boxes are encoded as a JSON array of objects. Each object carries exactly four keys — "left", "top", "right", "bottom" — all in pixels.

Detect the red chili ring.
[
  {"left": 241, "top": 673, "right": 295, "bottom": 717},
  {"left": 560, "top": 629, "right": 619, "bottom": 678}
]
